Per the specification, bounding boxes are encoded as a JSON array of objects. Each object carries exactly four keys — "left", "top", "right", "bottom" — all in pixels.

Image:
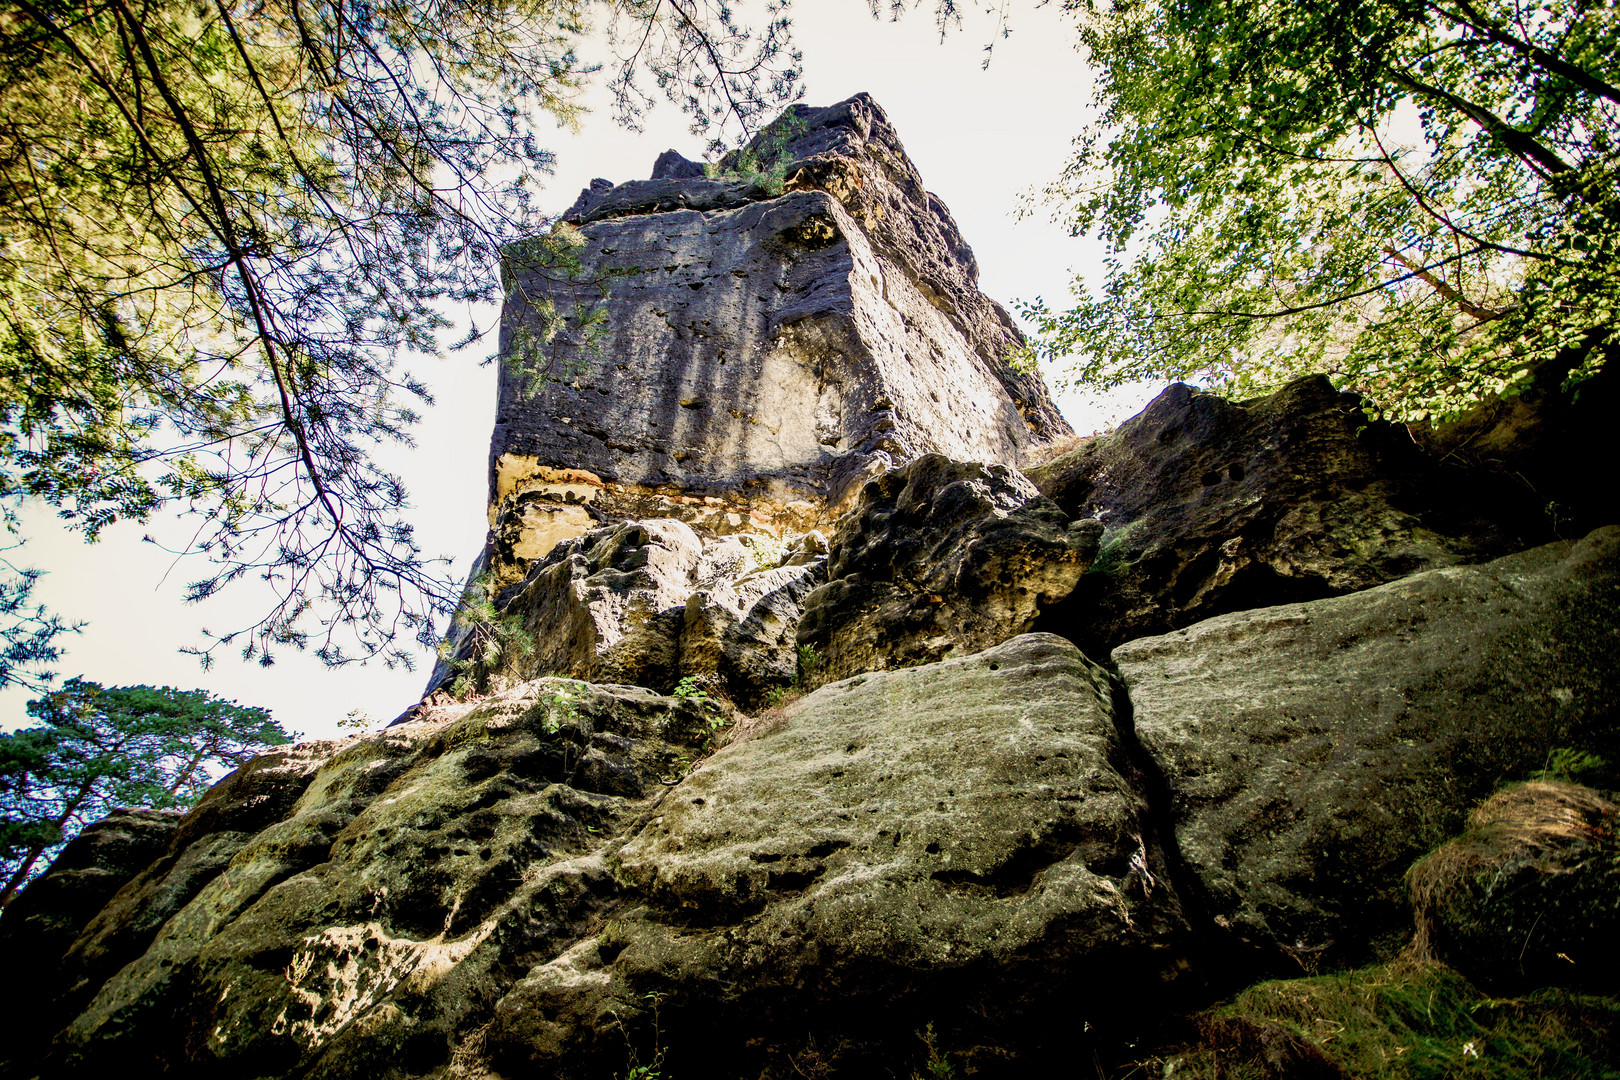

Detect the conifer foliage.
[{"left": 0, "top": 679, "right": 293, "bottom": 906}]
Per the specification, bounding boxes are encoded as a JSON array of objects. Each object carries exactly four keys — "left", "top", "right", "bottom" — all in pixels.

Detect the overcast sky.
[{"left": 2, "top": 1, "right": 1161, "bottom": 739}]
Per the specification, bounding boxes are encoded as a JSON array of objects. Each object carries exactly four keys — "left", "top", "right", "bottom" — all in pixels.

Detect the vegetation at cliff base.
[
  {"left": 1014, "top": 0, "right": 1619, "bottom": 421},
  {"left": 0, "top": 679, "right": 291, "bottom": 905},
  {"left": 1138, "top": 959, "right": 1620, "bottom": 1079}
]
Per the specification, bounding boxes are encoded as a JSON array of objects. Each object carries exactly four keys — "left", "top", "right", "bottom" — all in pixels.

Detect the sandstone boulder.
[
  {"left": 1413, "top": 353, "right": 1620, "bottom": 538},
  {"left": 488, "top": 634, "right": 1189, "bottom": 1078},
  {"left": 677, "top": 532, "right": 828, "bottom": 708},
  {"left": 1031, "top": 375, "right": 1538, "bottom": 656},
  {"left": 797, "top": 455, "right": 1102, "bottom": 685},
  {"left": 442, "top": 518, "right": 704, "bottom": 695},
  {"left": 1115, "top": 525, "right": 1620, "bottom": 968}
]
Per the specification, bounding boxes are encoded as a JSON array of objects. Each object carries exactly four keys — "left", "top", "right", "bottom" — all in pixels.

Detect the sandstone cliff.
[
  {"left": 4, "top": 97, "right": 1617, "bottom": 1080},
  {"left": 485, "top": 94, "right": 1069, "bottom": 585}
]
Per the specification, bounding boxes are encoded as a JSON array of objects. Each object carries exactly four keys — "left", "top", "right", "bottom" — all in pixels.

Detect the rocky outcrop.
[
  {"left": 1412, "top": 352, "right": 1620, "bottom": 538},
  {"left": 430, "top": 520, "right": 827, "bottom": 704},
  {"left": 0, "top": 808, "right": 180, "bottom": 1049},
  {"left": 12, "top": 519, "right": 1620, "bottom": 1078},
  {"left": 486, "top": 94, "right": 1070, "bottom": 582},
  {"left": 2, "top": 681, "right": 723, "bottom": 1080},
  {"left": 1031, "top": 375, "right": 1539, "bottom": 655},
  {"left": 797, "top": 455, "right": 1102, "bottom": 684},
  {"left": 481, "top": 518, "right": 706, "bottom": 692},
  {"left": 1114, "top": 526, "right": 1620, "bottom": 969},
  {"left": 489, "top": 635, "right": 1187, "bottom": 1077},
  {"left": 10, "top": 88, "right": 1620, "bottom": 1080}
]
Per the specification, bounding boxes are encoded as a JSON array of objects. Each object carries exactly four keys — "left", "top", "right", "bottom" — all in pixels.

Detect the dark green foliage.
[
  {"left": 0, "top": 553, "right": 78, "bottom": 693},
  {"left": 0, "top": 678, "right": 293, "bottom": 906}
]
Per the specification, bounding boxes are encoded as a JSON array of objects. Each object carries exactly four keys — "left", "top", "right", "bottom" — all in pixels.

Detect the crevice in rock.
[{"left": 1101, "top": 667, "right": 1295, "bottom": 1007}]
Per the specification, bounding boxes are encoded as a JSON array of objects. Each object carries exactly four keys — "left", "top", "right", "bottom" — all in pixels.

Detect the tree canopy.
[
  {"left": 0, "top": 0, "right": 800, "bottom": 675},
  {"left": 0, "top": 678, "right": 292, "bottom": 905},
  {"left": 1017, "top": 0, "right": 1618, "bottom": 420}
]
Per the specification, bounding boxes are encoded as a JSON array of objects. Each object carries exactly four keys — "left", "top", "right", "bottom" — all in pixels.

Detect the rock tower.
[{"left": 484, "top": 93, "right": 1069, "bottom": 585}]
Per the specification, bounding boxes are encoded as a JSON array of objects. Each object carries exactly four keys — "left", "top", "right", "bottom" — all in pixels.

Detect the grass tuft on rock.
[{"left": 1133, "top": 959, "right": 1620, "bottom": 1079}]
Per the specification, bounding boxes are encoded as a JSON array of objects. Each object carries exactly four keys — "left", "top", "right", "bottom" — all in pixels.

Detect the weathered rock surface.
[
  {"left": 1031, "top": 375, "right": 1539, "bottom": 656},
  {"left": 3, "top": 637, "right": 1194, "bottom": 1080},
  {"left": 1115, "top": 526, "right": 1620, "bottom": 968},
  {"left": 1413, "top": 353, "right": 1620, "bottom": 539},
  {"left": 1409, "top": 781, "right": 1620, "bottom": 993},
  {"left": 678, "top": 532, "right": 828, "bottom": 707},
  {"left": 487, "top": 94, "right": 1070, "bottom": 580},
  {"left": 488, "top": 634, "right": 1189, "bottom": 1077},
  {"left": 3, "top": 681, "right": 722, "bottom": 1080},
  {"left": 430, "top": 520, "right": 828, "bottom": 705},
  {"left": 485, "top": 518, "right": 704, "bottom": 692},
  {"left": 797, "top": 454, "right": 1102, "bottom": 685}
]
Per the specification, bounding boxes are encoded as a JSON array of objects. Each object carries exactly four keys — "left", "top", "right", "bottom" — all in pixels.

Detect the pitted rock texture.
[
  {"left": 429, "top": 521, "right": 828, "bottom": 705},
  {"left": 488, "top": 93, "right": 1070, "bottom": 576},
  {"left": 797, "top": 454, "right": 1102, "bottom": 685},
  {"left": 488, "top": 634, "right": 1189, "bottom": 1079},
  {"left": 1115, "top": 526, "right": 1620, "bottom": 969},
  {"left": 3, "top": 681, "right": 722, "bottom": 1080},
  {"left": 678, "top": 533, "right": 828, "bottom": 709},
  {"left": 481, "top": 518, "right": 705, "bottom": 693},
  {"left": 1030, "top": 375, "right": 1538, "bottom": 656}
]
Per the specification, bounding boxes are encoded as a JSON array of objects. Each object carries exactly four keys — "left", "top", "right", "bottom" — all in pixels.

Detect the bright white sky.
[{"left": 2, "top": 1, "right": 1161, "bottom": 738}]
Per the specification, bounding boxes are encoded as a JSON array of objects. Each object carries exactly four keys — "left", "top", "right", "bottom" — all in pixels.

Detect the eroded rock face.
[
  {"left": 488, "top": 634, "right": 1189, "bottom": 1078},
  {"left": 485, "top": 518, "right": 705, "bottom": 692},
  {"left": 797, "top": 455, "right": 1102, "bottom": 685},
  {"left": 487, "top": 94, "right": 1070, "bottom": 579},
  {"left": 430, "top": 520, "right": 829, "bottom": 705},
  {"left": 6, "top": 681, "right": 721, "bottom": 1080},
  {"left": 1031, "top": 376, "right": 1539, "bottom": 656},
  {"left": 678, "top": 532, "right": 829, "bottom": 708},
  {"left": 1115, "top": 526, "right": 1620, "bottom": 969}
]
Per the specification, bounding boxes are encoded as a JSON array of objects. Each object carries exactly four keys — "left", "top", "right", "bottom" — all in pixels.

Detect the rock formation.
[
  {"left": 6, "top": 95, "right": 1617, "bottom": 1080},
  {"left": 482, "top": 94, "right": 1067, "bottom": 594}
]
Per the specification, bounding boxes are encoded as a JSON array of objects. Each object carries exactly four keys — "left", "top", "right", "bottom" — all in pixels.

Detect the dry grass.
[
  {"left": 1407, "top": 781, "right": 1616, "bottom": 959},
  {"left": 1023, "top": 432, "right": 1099, "bottom": 472}
]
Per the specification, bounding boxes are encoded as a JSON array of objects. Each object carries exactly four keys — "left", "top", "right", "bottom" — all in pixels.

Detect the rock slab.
[
  {"left": 1032, "top": 375, "right": 1539, "bottom": 655},
  {"left": 490, "top": 634, "right": 1189, "bottom": 1077},
  {"left": 1116, "top": 525, "right": 1620, "bottom": 966}
]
